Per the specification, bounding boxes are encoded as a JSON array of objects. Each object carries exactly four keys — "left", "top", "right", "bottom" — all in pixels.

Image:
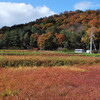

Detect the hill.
[{"left": 0, "top": 10, "right": 100, "bottom": 50}]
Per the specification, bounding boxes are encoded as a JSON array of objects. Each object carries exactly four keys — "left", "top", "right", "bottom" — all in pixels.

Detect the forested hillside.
[{"left": 0, "top": 10, "right": 100, "bottom": 50}]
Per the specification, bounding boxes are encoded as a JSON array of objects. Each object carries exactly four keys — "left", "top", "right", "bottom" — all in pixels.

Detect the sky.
[{"left": 0, "top": 0, "right": 100, "bottom": 28}]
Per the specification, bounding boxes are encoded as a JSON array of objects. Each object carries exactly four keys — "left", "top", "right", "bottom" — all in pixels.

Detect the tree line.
[{"left": 0, "top": 10, "right": 100, "bottom": 51}]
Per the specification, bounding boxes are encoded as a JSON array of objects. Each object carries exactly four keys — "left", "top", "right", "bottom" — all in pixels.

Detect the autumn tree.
[
  {"left": 55, "top": 33, "right": 66, "bottom": 47},
  {"left": 81, "top": 27, "right": 99, "bottom": 49},
  {"left": 38, "top": 32, "right": 55, "bottom": 50}
]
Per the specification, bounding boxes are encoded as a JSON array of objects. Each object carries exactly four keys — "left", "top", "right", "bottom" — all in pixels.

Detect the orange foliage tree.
[
  {"left": 55, "top": 33, "right": 66, "bottom": 47},
  {"left": 38, "top": 32, "right": 54, "bottom": 50}
]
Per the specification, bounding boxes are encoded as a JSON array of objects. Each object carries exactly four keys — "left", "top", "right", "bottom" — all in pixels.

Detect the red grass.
[{"left": 0, "top": 65, "right": 100, "bottom": 100}]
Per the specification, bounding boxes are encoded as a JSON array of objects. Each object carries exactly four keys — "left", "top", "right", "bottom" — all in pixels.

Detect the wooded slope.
[{"left": 0, "top": 10, "right": 100, "bottom": 50}]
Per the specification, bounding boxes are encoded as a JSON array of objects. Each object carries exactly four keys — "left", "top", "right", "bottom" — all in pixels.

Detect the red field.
[{"left": 0, "top": 65, "right": 100, "bottom": 100}]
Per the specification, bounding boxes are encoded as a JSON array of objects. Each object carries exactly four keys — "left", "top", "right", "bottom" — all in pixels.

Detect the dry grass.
[{"left": 0, "top": 65, "right": 100, "bottom": 100}]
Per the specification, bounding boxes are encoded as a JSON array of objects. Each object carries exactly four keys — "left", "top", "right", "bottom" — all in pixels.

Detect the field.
[
  {"left": 0, "top": 50, "right": 100, "bottom": 67},
  {"left": 0, "top": 50, "right": 100, "bottom": 100}
]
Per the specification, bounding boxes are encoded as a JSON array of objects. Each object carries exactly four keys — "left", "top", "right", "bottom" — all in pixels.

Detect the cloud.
[
  {"left": 0, "top": 2, "right": 55, "bottom": 28},
  {"left": 74, "top": 1, "right": 100, "bottom": 10},
  {"left": 74, "top": 1, "right": 92, "bottom": 10}
]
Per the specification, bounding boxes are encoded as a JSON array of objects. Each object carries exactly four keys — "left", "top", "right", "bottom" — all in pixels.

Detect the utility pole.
[
  {"left": 98, "top": 42, "right": 100, "bottom": 53},
  {"left": 90, "top": 29, "right": 93, "bottom": 54},
  {"left": 90, "top": 26, "right": 96, "bottom": 54}
]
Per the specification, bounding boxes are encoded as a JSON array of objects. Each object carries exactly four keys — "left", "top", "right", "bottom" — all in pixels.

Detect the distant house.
[{"left": 75, "top": 49, "right": 85, "bottom": 53}]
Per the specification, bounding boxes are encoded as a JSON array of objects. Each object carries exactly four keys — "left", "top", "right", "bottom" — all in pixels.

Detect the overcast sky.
[{"left": 0, "top": 0, "right": 100, "bottom": 28}]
